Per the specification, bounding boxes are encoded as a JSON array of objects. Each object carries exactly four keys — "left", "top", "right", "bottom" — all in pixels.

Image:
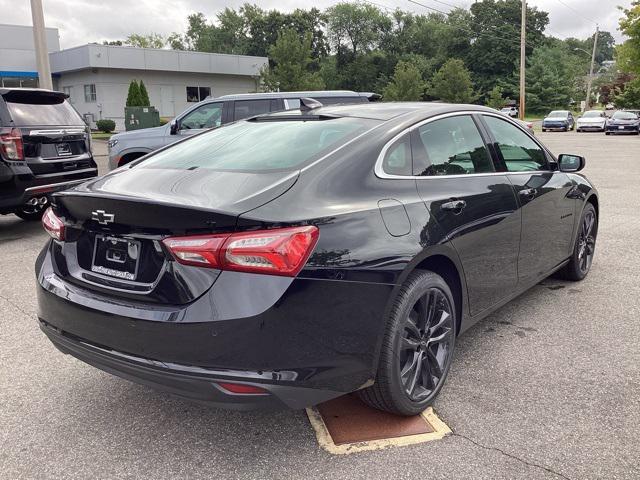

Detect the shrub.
[
  {"left": 96, "top": 119, "right": 116, "bottom": 133},
  {"left": 138, "top": 80, "right": 151, "bottom": 106}
]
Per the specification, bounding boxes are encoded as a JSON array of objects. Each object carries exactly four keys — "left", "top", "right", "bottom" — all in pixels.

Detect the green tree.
[
  {"left": 485, "top": 85, "right": 506, "bottom": 109},
  {"left": 617, "top": 1, "right": 640, "bottom": 74},
  {"left": 429, "top": 58, "right": 476, "bottom": 103},
  {"left": 125, "top": 33, "right": 165, "bottom": 49},
  {"left": 326, "top": 3, "right": 391, "bottom": 56},
  {"left": 614, "top": 77, "right": 640, "bottom": 108},
  {"left": 466, "top": 0, "right": 548, "bottom": 97},
  {"left": 382, "top": 61, "right": 426, "bottom": 101},
  {"left": 261, "top": 29, "right": 325, "bottom": 91},
  {"left": 138, "top": 80, "right": 150, "bottom": 106},
  {"left": 525, "top": 45, "right": 575, "bottom": 112},
  {"left": 125, "top": 80, "right": 142, "bottom": 107}
]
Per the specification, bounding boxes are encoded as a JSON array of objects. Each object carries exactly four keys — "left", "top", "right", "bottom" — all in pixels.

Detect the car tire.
[
  {"left": 357, "top": 270, "right": 456, "bottom": 416},
  {"left": 557, "top": 203, "right": 597, "bottom": 282},
  {"left": 605, "top": 131, "right": 610, "bottom": 135},
  {"left": 14, "top": 202, "right": 48, "bottom": 221},
  {"left": 542, "top": 128, "right": 546, "bottom": 132}
]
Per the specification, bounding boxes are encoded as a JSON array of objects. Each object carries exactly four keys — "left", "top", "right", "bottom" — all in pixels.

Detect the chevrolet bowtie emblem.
[{"left": 91, "top": 210, "right": 115, "bottom": 225}]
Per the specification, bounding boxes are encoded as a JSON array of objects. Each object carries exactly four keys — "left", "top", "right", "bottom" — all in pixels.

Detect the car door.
[
  {"left": 480, "top": 114, "right": 576, "bottom": 285},
  {"left": 175, "top": 101, "right": 224, "bottom": 140},
  {"left": 412, "top": 114, "right": 521, "bottom": 316}
]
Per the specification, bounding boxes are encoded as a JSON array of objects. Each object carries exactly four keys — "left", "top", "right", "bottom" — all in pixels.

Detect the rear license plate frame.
[
  {"left": 91, "top": 235, "right": 141, "bottom": 281},
  {"left": 56, "top": 142, "right": 72, "bottom": 156}
]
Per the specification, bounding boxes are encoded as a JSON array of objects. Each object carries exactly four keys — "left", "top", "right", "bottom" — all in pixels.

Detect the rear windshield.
[
  {"left": 140, "top": 117, "right": 378, "bottom": 172},
  {"left": 612, "top": 111, "right": 638, "bottom": 120},
  {"left": 4, "top": 92, "right": 84, "bottom": 126}
]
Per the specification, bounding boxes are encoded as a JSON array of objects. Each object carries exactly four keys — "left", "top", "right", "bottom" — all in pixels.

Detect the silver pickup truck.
[{"left": 108, "top": 90, "right": 379, "bottom": 170}]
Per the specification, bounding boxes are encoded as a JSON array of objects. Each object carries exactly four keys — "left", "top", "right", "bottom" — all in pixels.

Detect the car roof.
[
  {"left": 255, "top": 102, "right": 500, "bottom": 122},
  {"left": 213, "top": 90, "right": 372, "bottom": 101}
]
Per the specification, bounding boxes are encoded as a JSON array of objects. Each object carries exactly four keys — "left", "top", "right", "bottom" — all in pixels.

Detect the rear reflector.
[
  {"left": 216, "top": 382, "right": 270, "bottom": 395},
  {"left": 42, "top": 207, "right": 65, "bottom": 241},
  {"left": 163, "top": 226, "right": 319, "bottom": 277}
]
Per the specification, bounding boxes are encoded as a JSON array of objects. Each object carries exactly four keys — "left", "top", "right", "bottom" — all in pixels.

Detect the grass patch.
[{"left": 91, "top": 132, "right": 113, "bottom": 140}]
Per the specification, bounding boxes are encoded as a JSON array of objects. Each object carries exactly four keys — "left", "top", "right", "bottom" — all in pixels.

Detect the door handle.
[
  {"left": 441, "top": 199, "right": 466, "bottom": 213},
  {"left": 519, "top": 188, "right": 537, "bottom": 200}
]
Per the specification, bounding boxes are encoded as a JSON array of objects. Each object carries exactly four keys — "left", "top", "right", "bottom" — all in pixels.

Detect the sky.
[{"left": 0, "top": 0, "right": 633, "bottom": 49}]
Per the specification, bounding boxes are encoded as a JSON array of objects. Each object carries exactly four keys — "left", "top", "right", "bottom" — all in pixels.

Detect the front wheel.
[
  {"left": 558, "top": 203, "right": 597, "bottom": 281},
  {"left": 358, "top": 270, "right": 456, "bottom": 416}
]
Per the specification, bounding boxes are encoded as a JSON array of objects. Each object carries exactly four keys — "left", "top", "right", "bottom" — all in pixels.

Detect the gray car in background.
[{"left": 107, "top": 90, "right": 379, "bottom": 170}]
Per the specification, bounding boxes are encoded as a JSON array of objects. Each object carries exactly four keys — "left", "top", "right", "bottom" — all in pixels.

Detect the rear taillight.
[
  {"left": 0, "top": 127, "right": 24, "bottom": 161},
  {"left": 42, "top": 207, "right": 65, "bottom": 241},
  {"left": 162, "top": 226, "right": 319, "bottom": 277},
  {"left": 216, "top": 382, "right": 269, "bottom": 395}
]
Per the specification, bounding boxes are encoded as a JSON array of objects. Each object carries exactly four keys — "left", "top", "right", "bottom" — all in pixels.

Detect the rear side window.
[
  {"left": 3, "top": 92, "right": 84, "bottom": 126},
  {"left": 483, "top": 116, "right": 548, "bottom": 172},
  {"left": 382, "top": 134, "right": 412, "bottom": 176},
  {"left": 141, "top": 117, "right": 377, "bottom": 172},
  {"left": 234, "top": 99, "right": 272, "bottom": 121},
  {"left": 414, "top": 115, "right": 493, "bottom": 176}
]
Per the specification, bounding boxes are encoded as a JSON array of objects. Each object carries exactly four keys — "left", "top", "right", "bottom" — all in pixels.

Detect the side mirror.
[
  {"left": 169, "top": 120, "right": 179, "bottom": 135},
  {"left": 558, "top": 154, "right": 585, "bottom": 173}
]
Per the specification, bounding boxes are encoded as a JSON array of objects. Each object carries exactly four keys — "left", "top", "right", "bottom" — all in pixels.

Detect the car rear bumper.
[
  {"left": 40, "top": 320, "right": 342, "bottom": 410},
  {"left": 35, "top": 244, "right": 393, "bottom": 409},
  {"left": 0, "top": 166, "right": 97, "bottom": 213}
]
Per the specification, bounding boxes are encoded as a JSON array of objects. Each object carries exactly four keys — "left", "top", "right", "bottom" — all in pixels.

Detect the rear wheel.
[
  {"left": 558, "top": 203, "right": 597, "bottom": 281},
  {"left": 358, "top": 270, "right": 456, "bottom": 416}
]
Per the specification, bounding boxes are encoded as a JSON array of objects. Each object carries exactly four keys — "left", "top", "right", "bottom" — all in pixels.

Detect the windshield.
[
  {"left": 548, "top": 111, "right": 568, "bottom": 117},
  {"left": 140, "top": 117, "right": 378, "bottom": 172},
  {"left": 582, "top": 111, "right": 603, "bottom": 118},
  {"left": 612, "top": 111, "right": 638, "bottom": 120},
  {"left": 4, "top": 93, "right": 84, "bottom": 126}
]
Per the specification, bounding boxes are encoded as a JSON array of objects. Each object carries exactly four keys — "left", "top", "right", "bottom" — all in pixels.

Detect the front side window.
[
  {"left": 84, "top": 84, "right": 96, "bottom": 103},
  {"left": 483, "top": 115, "right": 547, "bottom": 172},
  {"left": 414, "top": 115, "right": 494, "bottom": 176},
  {"left": 141, "top": 117, "right": 377, "bottom": 172},
  {"left": 179, "top": 102, "right": 223, "bottom": 130},
  {"left": 186, "top": 86, "right": 211, "bottom": 103},
  {"left": 233, "top": 99, "right": 272, "bottom": 121}
]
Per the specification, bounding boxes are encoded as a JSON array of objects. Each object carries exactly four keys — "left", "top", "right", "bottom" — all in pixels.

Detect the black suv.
[{"left": 0, "top": 88, "right": 97, "bottom": 220}]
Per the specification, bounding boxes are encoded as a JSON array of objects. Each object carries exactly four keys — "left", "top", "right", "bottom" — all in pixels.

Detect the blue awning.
[{"left": 0, "top": 71, "right": 39, "bottom": 78}]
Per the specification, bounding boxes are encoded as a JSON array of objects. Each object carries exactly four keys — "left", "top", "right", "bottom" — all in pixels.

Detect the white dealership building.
[{"left": 0, "top": 24, "right": 268, "bottom": 130}]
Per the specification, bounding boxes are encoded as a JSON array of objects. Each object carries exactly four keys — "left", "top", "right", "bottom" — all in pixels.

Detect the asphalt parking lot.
[{"left": 1, "top": 132, "right": 639, "bottom": 479}]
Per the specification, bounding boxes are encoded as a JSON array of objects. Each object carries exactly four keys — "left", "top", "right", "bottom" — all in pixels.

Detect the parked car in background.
[
  {"left": 0, "top": 88, "right": 97, "bottom": 220},
  {"left": 541, "top": 110, "right": 575, "bottom": 132},
  {"left": 605, "top": 111, "right": 640, "bottom": 135},
  {"left": 107, "top": 90, "right": 380, "bottom": 170},
  {"left": 576, "top": 110, "right": 607, "bottom": 132},
  {"left": 38, "top": 103, "right": 598, "bottom": 416},
  {"left": 500, "top": 106, "right": 518, "bottom": 117}
]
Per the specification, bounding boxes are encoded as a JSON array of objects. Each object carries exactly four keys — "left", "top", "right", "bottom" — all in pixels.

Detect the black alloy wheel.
[
  {"left": 399, "top": 288, "right": 454, "bottom": 402},
  {"left": 358, "top": 270, "right": 456, "bottom": 416},
  {"left": 558, "top": 203, "right": 597, "bottom": 281}
]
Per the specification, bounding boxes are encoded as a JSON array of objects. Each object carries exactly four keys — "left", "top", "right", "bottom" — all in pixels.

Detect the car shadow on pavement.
[{"left": 0, "top": 215, "right": 44, "bottom": 242}]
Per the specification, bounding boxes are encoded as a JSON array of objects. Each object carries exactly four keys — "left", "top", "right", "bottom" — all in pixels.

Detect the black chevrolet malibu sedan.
[{"left": 36, "top": 102, "right": 598, "bottom": 416}]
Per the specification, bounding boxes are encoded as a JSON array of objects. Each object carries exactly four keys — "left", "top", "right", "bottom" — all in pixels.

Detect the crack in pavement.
[
  {"left": 452, "top": 432, "right": 572, "bottom": 480},
  {"left": 0, "top": 292, "right": 35, "bottom": 319}
]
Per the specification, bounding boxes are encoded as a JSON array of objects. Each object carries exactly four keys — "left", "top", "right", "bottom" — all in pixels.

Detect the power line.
[{"left": 554, "top": 0, "right": 598, "bottom": 26}]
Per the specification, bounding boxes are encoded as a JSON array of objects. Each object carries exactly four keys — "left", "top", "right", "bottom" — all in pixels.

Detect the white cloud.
[{"left": 0, "top": 0, "right": 632, "bottom": 49}]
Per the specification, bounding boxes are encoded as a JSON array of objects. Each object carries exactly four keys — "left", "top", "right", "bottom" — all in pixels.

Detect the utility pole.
[
  {"left": 519, "top": 0, "right": 526, "bottom": 120},
  {"left": 584, "top": 26, "right": 599, "bottom": 111},
  {"left": 30, "top": 0, "right": 53, "bottom": 90}
]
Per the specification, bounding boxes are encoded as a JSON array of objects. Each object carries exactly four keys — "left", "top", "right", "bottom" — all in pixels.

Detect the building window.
[
  {"left": 63, "top": 86, "right": 73, "bottom": 103},
  {"left": 186, "top": 86, "right": 211, "bottom": 103},
  {"left": 84, "top": 84, "right": 96, "bottom": 103}
]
